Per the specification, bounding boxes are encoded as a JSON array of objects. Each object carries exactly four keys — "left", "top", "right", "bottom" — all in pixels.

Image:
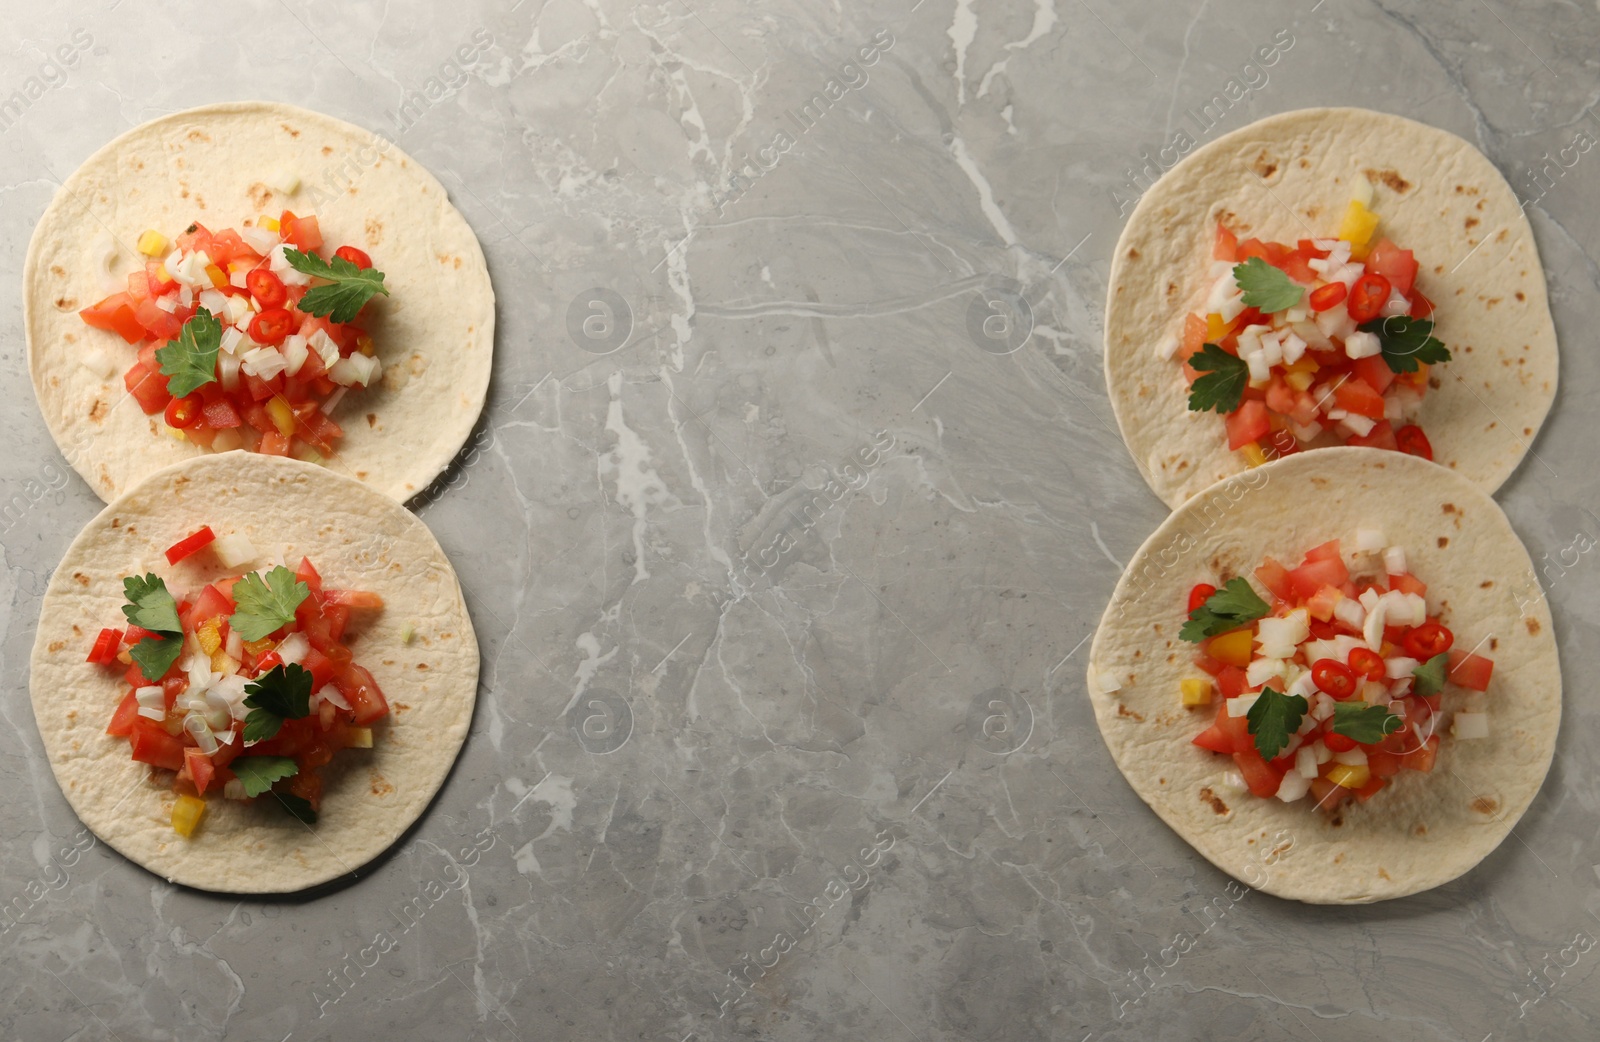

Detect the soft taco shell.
[
  {"left": 29, "top": 452, "right": 478, "bottom": 893},
  {"left": 1086, "top": 448, "right": 1559, "bottom": 903},
  {"left": 25, "top": 101, "right": 493, "bottom": 504},
  {"left": 1105, "top": 107, "right": 1557, "bottom": 509}
]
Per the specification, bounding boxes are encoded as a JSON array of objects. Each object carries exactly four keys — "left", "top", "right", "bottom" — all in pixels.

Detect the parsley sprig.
[
  {"left": 1246, "top": 687, "right": 1307, "bottom": 760},
  {"left": 155, "top": 308, "right": 222, "bottom": 398},
  {"left": 284, "top": 248, "right": 389, "bottom": 323},
  {"left": 1186, "top": 343, "right": 1250, "bottom": 414},
  {"left": 1233, "top": 257, "right": 1303, "bottom": 313},
  {"left": 1359, "top": 316, "right": 1451, "bottom": 374},
  {"left": 1411, "top": 652, "right": 1450, "bottom": 697},
  {"left": 230, "top": 756, "right": 298, "bottom": 797},
  {"left": 228, "top": 566, "right": 310, "bottom": 641},
  {"left": 120, "top": 573, "right": 184, "bottom": 681},
  {"left": 1180, "top": 577, "right": 1270, "bottom": 643},
  {"left": 241, "top": 663, "right": 313, "bottom": 742},
  {"left": 1329, "top": 701, "right": 1404, "bottom": 744}
]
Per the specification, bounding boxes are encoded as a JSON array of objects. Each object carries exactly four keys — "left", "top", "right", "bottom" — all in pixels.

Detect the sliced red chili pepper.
[
  {"left": 164, "top": 526, "right": 217, "bottom": 566},
  {"left": 1311, "top": 658, "right": 1357, "bottom": 699},
  {"left": 86, "top": 627, "right": 123, "bottom": 665},
  {"left": 1308, "top": 282, "right": 1347, "bottom": 312},
  {"left": 1322, "top": 729, "right": 1357, "bottom": 753},
  {"left": 333, "top": 245, "right": 373, "bottom": 270},
  {"left": 1395, "top": 424, "right": 1433, "bottom": 461},
  {"left": 246, "top": 268, "right": 288, "bottom": 308},
  {"left": 163, "top": 394, "right": 202, "bottom": 429},
  {"left": 249, "top": 307, "right": 295, "bottom": 345},
  {"left": 1347, "top": 647, "right": 1386, "bottom": 682},
  {"left": 1346, "top": 272, "right": 1392, "bottom": 323},
  {"left": 1403, "top": 621, "right": 1454, "bottom": 659},
  {"left": 1187, "top": 583, "right": 1218, "bottom": 613}
]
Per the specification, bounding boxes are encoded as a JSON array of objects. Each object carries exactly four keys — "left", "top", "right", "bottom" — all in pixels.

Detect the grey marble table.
[{"left": 3, "top": 1, "right": 1598, "bottom": 1040}]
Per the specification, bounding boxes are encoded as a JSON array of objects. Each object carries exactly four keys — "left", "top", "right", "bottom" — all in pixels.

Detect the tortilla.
[
  {"left": 24, "top": 101, "right": 493, "bottom": 505},
  {"left": 1105, "top": 107, "right": 1557, "bottom": 509},
  {"left": 29, "top": 452, "right": 478, "bottom": 893},
  {"left": 1086, "top": 448, "right": 1559, "bottom": 903}
]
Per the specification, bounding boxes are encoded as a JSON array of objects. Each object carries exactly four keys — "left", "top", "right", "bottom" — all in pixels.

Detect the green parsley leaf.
[
  {"left": 1412, "top": 651, "right": 1450, "bottom": 697},
  {"left": 1329, "top": 701, "right": 1404, "bottom": 744},
  {"left": 155, "top": 307, "right": 222, "bottom": 398},
  {"left": 242, "top": 663, "right": 314, "bottom": 742},
  {"left": 130, "top": 635, "right": 184, "bottom": 683},
  {"left": 1232, "top": 256, "right": 1304, "bottom": 313},
  {"left": 284, "top": 247, "right": 389, "bottom": 323},
  {"left": 275, "top": 792, "right": 318, "bottom": 824},
  {"left": 1186, "top": 343, "right": 1250, "bottom": 414},
  {"left": 121, "top": 573, "right": 182, "bottom": 634},
  {"left": 1359, "top": 316, "right": 1452, "bottom": 374},
  {"left": 229, "top": 566, "right": 311, "bottom": 641},
  {"left": 1246, "top": 686, "right": 1308, "bottom": 760},
  {"left": 1179, "top": 577, "right": 1271, "bottom": 643},
  {"left": 229, "top": 756, "right": 299, "bottom": 798}
]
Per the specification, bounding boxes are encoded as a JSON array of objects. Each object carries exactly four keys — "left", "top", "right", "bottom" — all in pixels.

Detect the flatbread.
[
  {"left": 25, "top": 101, "right": 493, "bottom": 504},
  {"left": 1105, "top": 107, "right": 1557, "bottom": 509},
  {"left": 29, "top": 452, "right": 478, "bottom": 893},
  {"left": 1086, "top": 448, "right": 1559, "bottom": 903}
]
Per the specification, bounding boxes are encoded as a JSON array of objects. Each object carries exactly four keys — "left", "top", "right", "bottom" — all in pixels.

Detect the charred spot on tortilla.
[
  {"left": 1471, "top": 797, "right": 1499, "bottom": 815},
  {"left": 1437, "top": 537, "right": 1449, "bottom": 548},
  {"left": 1199, "top": 788, "right": 1229, "bottom": 815},
  {"left": 1525, "top": 618, "right": 1540, "bottom": 635}
]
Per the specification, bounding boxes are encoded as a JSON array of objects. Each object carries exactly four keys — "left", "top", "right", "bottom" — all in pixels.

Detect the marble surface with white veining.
[{"left": 2, "top": 1, "right": 1598, "bottom": 1040}]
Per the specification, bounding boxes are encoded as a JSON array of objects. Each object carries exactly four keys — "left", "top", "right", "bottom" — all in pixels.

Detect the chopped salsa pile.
[
  {"left": 78, "top": 212, "right": 389, "bottom": 461},
  {"left": 1176, "top": 532, "right": 1494, "bottom": 811},
  {"left": 86, "top": 525, "right": 389, "bottom": 836},
  {"left": 1162, "top": 186, "right": 1451, "bottom": 466}
]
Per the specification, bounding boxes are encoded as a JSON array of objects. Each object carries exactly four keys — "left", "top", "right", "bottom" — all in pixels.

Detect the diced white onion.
[
  {"left": 1296, "top": 746, "right": 1320, "bottom": 779},
  {"left": 199, "top": 289, "right": 229, "bottom": 315},
  {"left": 310, "top": 329, "right": 341, "bottom": 369},
  {"left": 281, "top": 334, "right": 309, "bottom": 376},
  {"left": 241, "top": 346, "right": 288, "bottom": 381},
  {"left": 1351, "top": 179, "right": 1374, "bottom": 208},
  {"left": 212, "top": 533, "right": 258, "bottom": 570},
  {"left": 1358, "top": 588, "right": 1382, "bottom": 611},
  {"left": 1385, "top": 655, "right": 1420, "bottom": 679},
  {"left": 1288, "top": 671, "right": 1318, "bottom": 701},
  {"left": 1333, "top": 746, "right": 1368, "bottom": 766},
  {"left": 1155, "top": 333, "right": 1179, "bottom": 360},
  {"left": 225, "top": 626, "right": 244, "bottom": 661},
  {"left": 1257, "top": 611, "right": 1310, "bottom": 659},
  {"left": 1363, "top": 603, "right": 1387, "bottom": 651},
  {"left": 1344, "top": 330, "right": 1382, "bottom": 360},
  {"left": 1359, "top": 680, "right": 1388, "bottom": 704},
  {"left": 240, "top": 227, "right": 280, "bottom": 255},
  {"left": 226, "top": 294, "right": 253, "bottom": 325},
  {"left": 1280, "top": 331, "right": 1307, "bottom": 365},
  {"left": 1227, "top": 692, "right": 1260, "bottom": 718},
  {"left": 1311, "top": 692, "right": 1335, "bottom": 722},
  {"left": 184, "top": 712, "right": 220, "bottom": 755},
  {"left": 1219, "top": 770, "right": 1248, "bottom": 795},
  {"left": 1452, "top": 712, "right": 1489, "bottom": 740},
  {"left": 1354, "top": 527, "right": 1386, "bottom": 552},
  {"left": 1338, "top": 414, "right": 1376, "bottom": 438},
  {"left": 1292, "top": 319, "right": 1332, "bottom": 351},
  {"left": 1097, "top": 672, "right": 1121, "bottom": 694},
  {"left": 204, "top": 690, "right": 233, "bottom": 732},
  {"left": 1245, "top": 658, "right": 1285, "bottom": 688},
  {"left": 317, "top": 684, "right": 351, "bottom": 711},
  {"left": 1381, "top": 287, "right": 1411, "bottom": 318},
  {"left": 137, "top": 706, "right": 165, "bottom": 721},
  {"left": 1276, "top": 770, "right": 1311, "bottom": 802},
  {"left": 81, "top": 346, "right": 117, "bottom": 380},
  {"left": 1244, "top": 350, "right": 1271, "bottom": 383},
  {"left": 1383, "top": 546, "right": 1408, "bottom": 576},
  {"left": 1315, "top": 303, "right": 1357, "bottom": 342},
  {"left": 135, "top": 685, "right": 165, "bottom": 709},
  {"left": 275, "top": 632, "right": 310, "bottom": 666},
  {"left": 270, "top": 244, "right": 312, "bottom": 285},
  {"left": 329, "top": 353, "right": 381, "bottom": 387},
  {"left": 1333, "top": 597, "right": 1366, "bottom": 630}
]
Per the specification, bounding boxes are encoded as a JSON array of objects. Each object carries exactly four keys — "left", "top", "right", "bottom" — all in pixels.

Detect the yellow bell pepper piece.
[
  {"left": 1205, "top": 312, "right": 1234, "bottom": 341},
  {"left": 259, "top": 216, "right": 280, "bottom": 232},
  {"left": 1207, "top": 628, "right": 1254, "bottom": 668},
  {"left": 172, "top": 794, "right": 206, "bottom": 837},
  {"left": 345, "top": 727, "right": 374, "bottom": 749},
  {"left": 1180, "top": 678, "right": 1213, "bottom": 706},
  {"left": 196, "top": 618, "right": 223, "bottom": 655},
  {"left": 1326, "top": 763, "right": 1371, "bottom": 789},
  {"left": 265, "top": 397, "right": 295, "bottom": 437},
  {"left": 1338, "top": 199, "right": 1380, "bottom": 259},
  {"left": 205, "top": 264, "right": 228, "bottom": 289},
  {"left": 1241, "top": 442, "right": 1268, "bottom": 468},
  {"left": 137, "top": 230, "right": 167, "bottom": 256},
  {"left": 1285, "top": 370, "right": 1314, "bottom": 392}
]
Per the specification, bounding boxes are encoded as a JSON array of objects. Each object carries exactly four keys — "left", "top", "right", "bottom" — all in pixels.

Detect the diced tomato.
[
  {"left": 1226, "top": 400, "right": 1272, "bottom": 451},
  {"left": 1365, "top": 239, "right": 1417, "bottom": 296},
  {"left": 188, "top": 582, "right": 235, "bottom": 626},
  {"left": 1348, "top": 358, "right": 1393, "bottom": 399},
  {"left": 1309, "top": 282, "right": 1347, "bottom": 312},
  {"left": 1254, "top": 557, "right": 1293, "bottom": 601},
  {"left": 124, "top": 358, "right": 173, "bottom": 415},
  {"left": 1235, "top": 238, "right": 1271, "bottom": 263},
  {"left": 295, "top": 556, "right": 324, "bottom": 597},
  {"left": 106, "top": 691, "right": 140, "bottom": 736},
  {"left": 1446, "top": 650, "right": 1494, "bottom": 691},
  {"left": 1193, "top": 701, "right": 1249, "bottom": 754},
  {"left": 1232, "top": 749, "right": 1283, "bottom": 798},
  {"left": 134, "top": 298, "right": 184, "bottom": 341},
  {"left": 184, "top": 747, "right": 216, "bottom": 796},
  {"left": 1213, "top": 223, "right": 1238, "bottom": 262},
  {"left": 1344, "top": 418, "right": 1398, "bottom": 451},
  {"left": 1334, "top": 378, "right": 1386, "bottom": 420},
  {"left": 260, "top": 430, "right": 291, "bottom": 456},
  {"left": 129, "top": 718, "right": 185, "bottom": 771},
  {"left": 1322, "top": 729, "right": 1357, "bottom": 753},
  {"left": 292, "top": 404, "right": 343, "bottom": 456},
  {"left": 1389, "top": 572, "right": 1427, "bottom": 596},
  {"left": 324, "top": 589, "right": 384, "bottom": 610},
  {"left": 1287, "top": 557, "right": 1349, "bottom": 601},
  {"left": 323, "top": 603, "right": 350, "bottom": 643},
  {"left": 1216, "top": 666, "right": 1249, "bottom": 698},
  {"left": 1395, "top": 424, "right": 1433, "bottom": 461},
  {"left": 301, "top": 647, "right": 337, "bottom": 691},
  {"left": 1402, "top": 734, "right": 1439, "bottom": 773},
  {"left": 1408, "top": 289, "right": 1435, "bottom": 319},
  {"left": 163, "top": 673, "right": 189, "bottom": 706},
  {"left": 1346, "top": 273, "right": 1391, "bottom": 323},
  {"left": 1275, "top": 248, "right": 1317, "bottom": 284},
  {"left": 1366, "top": 749, "right": 1405, "bottom": 780},
  {"left": 80, "top": 293, "right": 147, "bottom": 344},
  {"left": 1305, "top": 585, "right": 1342, "bottom": 622},
  {"left": 87, "top": 627, "right": 123, "bottom": 664},
  {"left": 1354, "top": 775, "right": 1388, "bottom": 802},
  {"left": 1309, "top": 777, "right": 1351, "bottom": 812},
  {"left": 280, "top": 212, "right": 323, "bottom": 252},
  {"left": 1303, "top": 540, "right": 1341, "bottom": 563},
  {"left": 202, "top": 399, "right": 242, "bottom": 429},
  {"left": 1178, "top": 313, "right": 1208, "bottom": 380},
  {"left": 1192, "top": 651, "right": 1224, "bottom": 677},
  {"left": 335, "top": 662, "right": 389, "bottom": 725},
  {"left": 1263, "top": 375, "right": 1297, "bottom": 417}
]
